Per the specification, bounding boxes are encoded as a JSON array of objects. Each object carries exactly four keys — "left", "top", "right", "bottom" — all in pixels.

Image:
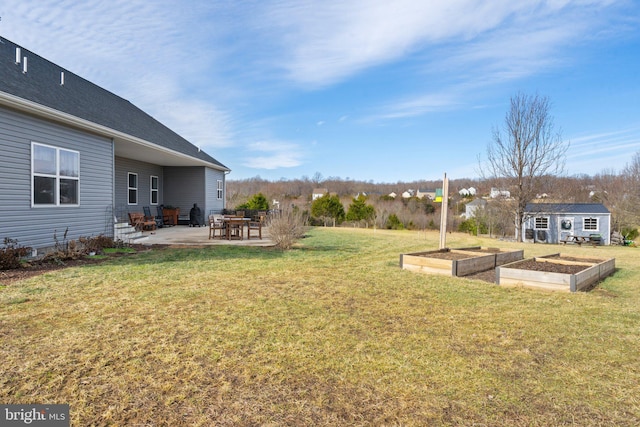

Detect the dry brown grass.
[{"left": 1, "top": 228, "right": 639, "bottom": 426}]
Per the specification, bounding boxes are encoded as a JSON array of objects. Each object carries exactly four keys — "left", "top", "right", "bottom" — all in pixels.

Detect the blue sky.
[{"left": 1, "top": 0, "right": 639, "bottom": 183}]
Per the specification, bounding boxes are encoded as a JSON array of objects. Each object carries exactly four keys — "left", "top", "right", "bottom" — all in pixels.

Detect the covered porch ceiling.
[{"left": 113, "top": 136, "right": 221, "bottom": 168}]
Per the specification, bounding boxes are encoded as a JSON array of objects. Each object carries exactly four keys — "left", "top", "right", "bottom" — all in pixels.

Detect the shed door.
[{"left": 559, "top": 217, "right": 574, "bottom": 241}]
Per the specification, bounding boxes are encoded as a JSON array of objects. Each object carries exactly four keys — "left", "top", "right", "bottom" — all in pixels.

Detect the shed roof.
[
  {"left": 525, "top": 203, "right": 610, "bottom": 215},
  {"left": 0, "top": 37, "right": 228, "bottom": 170}
]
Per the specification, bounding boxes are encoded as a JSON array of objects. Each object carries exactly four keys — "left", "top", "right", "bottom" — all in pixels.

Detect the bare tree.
[
  {"left": 619, "top": 151, "right": 640, "bottom": 230},
  {"left": 481, "top": 93, "right": 569, "bottom": 241}
]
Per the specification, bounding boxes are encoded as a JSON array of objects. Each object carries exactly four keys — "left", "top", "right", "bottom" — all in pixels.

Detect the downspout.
[
  {"left": 111, "top": 138, "right": 116, "bottom": 230},
  {"left": 224, "top": 170, "right": 231, "bottom": 211}
]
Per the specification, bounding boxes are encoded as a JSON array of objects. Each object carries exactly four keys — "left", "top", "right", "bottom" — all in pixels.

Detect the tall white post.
[{"left": 439, "top": 173, "right": 449, "bottom": 249}]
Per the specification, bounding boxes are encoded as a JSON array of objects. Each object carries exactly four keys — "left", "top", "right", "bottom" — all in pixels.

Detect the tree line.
[{"left": 227, "top": 93, "right": 640, "bottom": 238}]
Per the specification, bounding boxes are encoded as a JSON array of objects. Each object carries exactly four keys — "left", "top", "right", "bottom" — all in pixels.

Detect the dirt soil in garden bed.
[
  {"left": 505, "top": 259, "right": 589, "bottom": 275},
  {"left": 542, "top": 255, "right": 605, "bottom": 264},
  {"left": 464, "top": 256, "right": 598, "bottom": 284}
]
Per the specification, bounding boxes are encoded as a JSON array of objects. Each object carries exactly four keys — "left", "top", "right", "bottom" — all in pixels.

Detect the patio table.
[{"left": 223, "top": 217, "right": 251, "bottom": 240}]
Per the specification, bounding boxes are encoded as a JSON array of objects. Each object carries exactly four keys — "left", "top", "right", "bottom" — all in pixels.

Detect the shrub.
[
  {"left": 43, "top": 228, "right": 82, "bottom": 264},
  {"left": 0, "top": 238, "right": 32, "bottom": 270},
  {"left": 622, "top": 227, "right": 639, "bottom": 241},
  {"left": 267, "top": 208, "right": 308, "bottom": 250},
  {"left": 311, "top": 194, "right": 345, "bottom": 226},
  {"left": 78, "top": 234, "right": 117, "bottom": 255},
  {"left": 386, "top": 214, "right": 404, "bottom": 230},
  {"left": 236, "top": 193, "right": 270, "bottom": 211},
  {"left": 458, "top": 218, "right": 488, "bottom": 235}
]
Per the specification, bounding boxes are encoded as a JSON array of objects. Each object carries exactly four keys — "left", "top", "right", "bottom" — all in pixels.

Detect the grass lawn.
[{"left": 1, "top": 228, "right": 639, "bottom": 426}]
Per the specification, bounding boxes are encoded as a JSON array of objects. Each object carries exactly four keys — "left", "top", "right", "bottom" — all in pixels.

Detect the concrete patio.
[{"left": 137, "top": 224, "right": 274, "bottom": 247}]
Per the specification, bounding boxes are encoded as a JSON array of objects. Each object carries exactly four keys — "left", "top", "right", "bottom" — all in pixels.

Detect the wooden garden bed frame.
[
  {"left": 400, "top": 247, "right": 524, "bottom": 277},
  {"left": 496, "top": 253, "right": 616, "bottom": 292}
]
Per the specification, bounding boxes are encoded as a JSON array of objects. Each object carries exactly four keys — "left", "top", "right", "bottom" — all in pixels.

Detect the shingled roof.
[
  {"left": 525, "top": 203, "right": 610, "bottom": 215},
  {"left": 0, "top": 37, "right": 228, "bottom": 170}
]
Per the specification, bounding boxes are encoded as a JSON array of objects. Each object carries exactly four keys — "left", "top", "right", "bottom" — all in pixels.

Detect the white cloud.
[
  {"left": 1, "top": 0, "right": 232, "bottom": 148},
  {"left": 243, "top": 140, "right": 305, "bottom": 169},
  {"left": 372, "top": 92, "right": 460, "bottom": 120},
  {"left": 251, "top": 0, "right": 620, "bottom": 88},
  {"left": 567, "top": 127, "right": 640, "bottom": 160}
]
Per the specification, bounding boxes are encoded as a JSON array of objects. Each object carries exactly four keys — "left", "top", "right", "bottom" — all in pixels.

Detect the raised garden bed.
[
  {"left": 400, "top": 247, "right": 524, "bottom": 277},
  {"left": 496, "top": 253, "right": 615, "bottom": 292}
]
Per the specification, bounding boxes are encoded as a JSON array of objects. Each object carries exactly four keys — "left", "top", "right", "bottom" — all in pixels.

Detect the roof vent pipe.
[
  {"left": 60, "top": 71, "right": 65, "bottom": 86},
  {"left": 15, "top": 47, "right": 21, "bottom": 64},
  {"left": 22, "top": 57, "right": 27, "bottom": 73}
]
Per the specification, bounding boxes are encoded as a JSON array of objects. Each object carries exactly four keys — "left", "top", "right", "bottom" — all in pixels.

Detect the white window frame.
[
  {"left": 534, "top": 216, "right": 549, "bottom": 230},
  {"left": 583, "top": 217, "right": 599, "bottom": 231},
  {"left": 217, "top": 179, "right": 223, "bottom": 200},
  {"left": 31, "top": 142, "right": 80, "bottom": 207},
  {"left": 128, "top": 173, "right": 138, "bottom": 205},
  {"left": 150, "top": 175, "right": 159, "bottom": 205}
]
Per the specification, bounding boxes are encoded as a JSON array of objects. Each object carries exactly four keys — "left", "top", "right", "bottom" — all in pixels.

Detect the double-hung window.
[
  {"left": 584, "top": 217, "right": 598, "bottom": 231},
  {"left": 32, "top": 142, "right": 79, "bottom": 206},
  {"left": 150, "top": 176, "right": 159, "bottom": 205},
  {"left": 128, "top": 173, "right": 138, "bottom": 205},
  {"left": 217, "top": 179, "right": 223, "bottom": 200},
  {"left": 534, "top": 217, "right": 549, "bottom": 230}
]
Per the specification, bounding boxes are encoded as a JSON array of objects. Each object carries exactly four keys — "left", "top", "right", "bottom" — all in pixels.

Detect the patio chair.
[
  {"left": 143, "top": 206, "right": 158, "bottom": 229},
  {"left": 154, "top": 206, "right": 165, "bottom": 228},
  {"left": 129, "top": 212, "right": 156, "bottom": 231},
  {"left": 247, "top": 216, "right": 263, "bottom": 240},
  {"left": 208, "top": 214, "right": 226, "bottom": 239}
]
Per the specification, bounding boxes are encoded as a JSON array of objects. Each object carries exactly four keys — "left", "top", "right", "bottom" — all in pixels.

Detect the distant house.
[
  {"left": 522, "top": 203, "right": 611, "bottom": 245},
  {"left": 0, "top": 37, "right": 229, "bottom": 250},
  {"left": 401, "top": 189, "right": 415, "bottom": 198},
  {"left": 387, "top": 192, "right": 397, "bottom": 199},
  {"left": 490, "top": 188, "right": 511, "bottom": 199},
  {"left": 312, "top": 188, "right": 328, "bottom": 200},
  {"left": 464, "top": 198, "right": 487, "bottom": 218},
  {"left": 416, "top": 189, "right": 436, "bottom": 200}
]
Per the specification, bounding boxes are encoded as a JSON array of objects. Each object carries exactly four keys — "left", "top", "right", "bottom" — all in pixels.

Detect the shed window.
[
  {"left": 534, "top": 217, "right": 549, "bottom": 230},
  {"left": 32, "top": 142, "right": 79, "bottom": 206},
  {"left": 150, "top": 176, "right": 159, "bottom": 205},
  {"left": 584, "top": 218, "right": 598, "bottom": 231},
  {"left": 128, "top": 173, "right": 138, "bottom": 205}
]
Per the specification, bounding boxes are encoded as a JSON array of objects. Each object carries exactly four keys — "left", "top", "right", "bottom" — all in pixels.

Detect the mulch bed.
[
  {"left": 0, "top": 248, "right": 154, "bottom": 286},
  {"left": 1, "top": 257, "right": 108, "bottom": 285}
]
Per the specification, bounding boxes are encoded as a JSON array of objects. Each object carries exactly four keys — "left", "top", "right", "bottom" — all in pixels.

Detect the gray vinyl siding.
[
  {"left": 205, "top": 167, "right": 225, "bottom": 215},
  {"left": 114, "top": 156, "right": 163, "bottom": 220},
  {"left": 163, "top": 166, "right": 205, "bottom": 215},
  {"left": 0, "top": 106, "right": 114, "bottom": 250}
]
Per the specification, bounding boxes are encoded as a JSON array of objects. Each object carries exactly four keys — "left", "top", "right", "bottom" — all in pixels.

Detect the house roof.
[
  {"left": 466, "top": 198, "right": 487, "bottom": 207},
  {"left": 525, "top": 203, "right": 610, "bottom": 215},
  {"left": 0, "top": 37, "right": 229, "bottom": 171}
]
